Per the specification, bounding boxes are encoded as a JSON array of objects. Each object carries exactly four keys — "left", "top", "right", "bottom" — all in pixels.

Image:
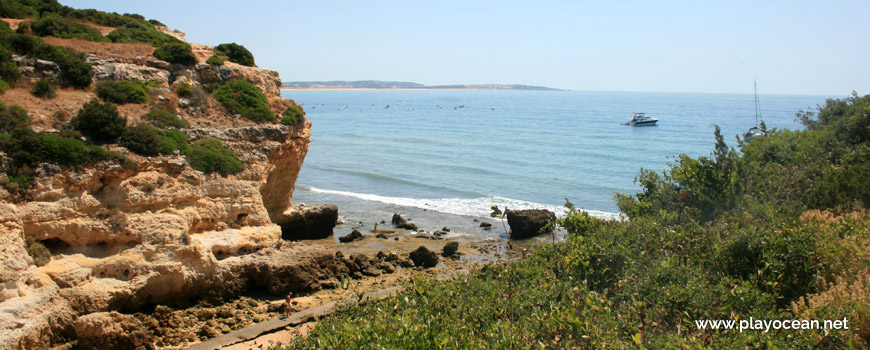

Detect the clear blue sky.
[{"left": 64, "top": 0, "right": 868, "bottom": 95}]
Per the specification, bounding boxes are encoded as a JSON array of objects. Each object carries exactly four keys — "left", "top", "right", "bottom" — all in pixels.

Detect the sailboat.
[{"left": 743, "top": 80, "right": 766, "bottom": 140}]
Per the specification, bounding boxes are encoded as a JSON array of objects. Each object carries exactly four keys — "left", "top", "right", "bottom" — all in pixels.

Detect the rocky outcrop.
[
  {"left": 338, "top": 229, "right": 364, "bottom": 243},
  {"left": 391, "top": 213, "right": 418, "bottom": 231},
  {"left": 506, "top": 209, "right": 556, "bottom": 239},
  {"left": 278, "top": 205, "right": 338, "bottom": 240},
  {"left": 74, "top": 312, "right": 154, "bottom": 350},
  {"left": 442, "top": 242, "right": 459, "bottom": 257},
  {"left": 88, "top": 57, "right": 171, "bottom": 84},
  {"left": 12, "top": 56, "right": 61, "bottom": 83},
  {"left": 194, "top": 64, "right": 282, "bottom": 96},
  {"left": 409, "top": 246, "right": 438, "bottom": 268}
]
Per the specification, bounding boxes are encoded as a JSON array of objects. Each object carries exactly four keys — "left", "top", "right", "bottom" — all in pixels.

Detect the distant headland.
[{"left": 282, "top": 80, "right": 565, "bottom": 91}]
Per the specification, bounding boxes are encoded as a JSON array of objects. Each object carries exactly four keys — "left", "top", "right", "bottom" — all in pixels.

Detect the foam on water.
[{"left": 303, "top": 186, "right": 623, "bottom": 221}]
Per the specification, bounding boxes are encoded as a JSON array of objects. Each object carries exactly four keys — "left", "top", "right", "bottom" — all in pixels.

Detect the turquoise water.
[{"left": 282, "top": 90, "right": 831, "bottom": 223}]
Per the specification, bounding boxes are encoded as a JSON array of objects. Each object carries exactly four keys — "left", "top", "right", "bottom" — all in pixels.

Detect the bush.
[
  {"left": 212, "top": 80, "right": 274, "bottom": 122},
  {"left": 120, "top": 124, "right": 161, "bottom": 156},
  {"left": 174, "top": 82, "right": 192, "bottom": 97},
  {"left": 145, "top": 108, "right": 189, "bottom": 129},
  {"left": 25, "top": 237, "right": 50, "bottom": 267},
  {"left": 0, "top": 80, "right": 9, "bottom": 94},
  {"left": 185, "top": 138, "right": 243, "bottom": 176},
  {"left": 0, "top": 174, "right": 32, "bottom": 196},
  {"left": 71, "top": 98, "right": 126, "bottom": 143},
  {"left": 205, "top": 54, "right": 223, "bottom": 66},
  {"left": 281, "top": 105, "right": 304, "bottom": 126},
  {"left": 5, "top": 128, "right": 115, "bottom": 167},
  {"left": 30, "top": 79, "right": 55, "bottom": 99},
  {"left": 94, "top": 80, "right": 148, "bottom": 104},
  {"left": 213, "top": 43, "right": 254, "bottom": 66},
  {"left": 107, "top": 21, "right": 181, "bottom": 47},
  {"left": 152, "top": 42, "right": 196, "bottom": 65},
  {"left": 30, "top": 14, "right": 108, "bottom": 42},
  {"left": 0, "top": 102, "right": 30, "bottom": 133},
  {"left": 158, "top": 129, "right": 190, "bottom": 155},
  {"left": 0, "top": 61, "right": 18, "bottom": 87}
]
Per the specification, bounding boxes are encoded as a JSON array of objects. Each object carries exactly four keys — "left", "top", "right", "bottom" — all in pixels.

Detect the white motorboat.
[{"left": 623, "top": 112, "right": 659, "bottom": 126}]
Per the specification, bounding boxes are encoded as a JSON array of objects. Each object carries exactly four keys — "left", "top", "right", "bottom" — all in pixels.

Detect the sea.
[{"left": 280, "top": 90, "right": 833, "bottom": 239}]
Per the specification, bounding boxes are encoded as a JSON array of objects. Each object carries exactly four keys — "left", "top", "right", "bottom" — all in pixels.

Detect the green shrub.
[
  {"left": 0, "top": 174, "right": 32, "bottom": 196},
  {"left": 145, "top": 108, "right": 189, "bottom": 129},
  {"left": 281, "top": 105, "right": 304, "bottom": 126},
  {"left": 14, "top": 21, "right": 28, "bottom": 34},
  {"left": 0, "top": 102, "right": 30, "bottom": 133},
  {"left": 174, "top": 82, "right": 192, "bottom": 97},
  {"left": 0, "top": 60, "right": 18, "bottom": 86},
  {"left": 120, "top": 124, "right": 161, "bottom": 156},
  {"left": 0, "top": 1, "right": 39, "bottom": 18},
  {"left": 185, "top": 138, "right": 244, "bottom": 176},
  {"left": 60, "top": 8, "right": 138, "bottom": 28},
  {"left": 107, "top": 21, "right": 181, "bottom": 47},
  {"left": 0, "top": 80, "right": 9, "bottom": 94},
  {"left": 212, "top": 80, "right": 274, "bottom": 122},
  {"left": 94, "top": 80, "right": 148, "bottom": 104},
  {"left": 205, "top": 54, "right": 223, "bottom": 66},
  {"left": 213, "top": 43, "right": 254, "bottom": 66},
  {"left": 2, "top": 34, "right": 93, "bottom": 89},
  {"left": 71, "top": 98, "right": 126, "bottom": 144},
  {"left": 25, "top": 237, "right": 50, "bottom": 267},
  {"left": 30, "top": 14, "right": 108, "bottom": 42},
  {"left": 152, "top": 42, "right": 196, "bottom": 65},
  {"left": 30, "top": 79, "right": 56, "bottom": 99},
  {"left": 158, "top": 129, "right": 190, "bottom": 155}
]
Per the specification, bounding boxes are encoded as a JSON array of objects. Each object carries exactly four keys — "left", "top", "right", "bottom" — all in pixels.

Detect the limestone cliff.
[{"left": 0, "top": 20, "right": 340, "bottom": 350}]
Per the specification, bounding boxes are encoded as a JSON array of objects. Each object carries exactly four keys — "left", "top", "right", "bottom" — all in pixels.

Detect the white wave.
[{"left": 303, "top": 187, "right": 623, "bottom": 221}]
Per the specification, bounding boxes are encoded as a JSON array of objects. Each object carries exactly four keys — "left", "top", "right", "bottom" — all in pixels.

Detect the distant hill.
[{"left": 282, "top": 80, "right": 565, "bottom": 91}]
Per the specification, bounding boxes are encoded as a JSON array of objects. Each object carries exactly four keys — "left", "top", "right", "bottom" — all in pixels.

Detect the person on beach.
[{"left": 285, "top": 292, "right": 294, "bottom": 318}]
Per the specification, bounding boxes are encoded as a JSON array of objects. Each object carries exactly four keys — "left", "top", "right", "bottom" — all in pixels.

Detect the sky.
[{"left": 63, "top": 0, "right": 869, "bottom": 95}]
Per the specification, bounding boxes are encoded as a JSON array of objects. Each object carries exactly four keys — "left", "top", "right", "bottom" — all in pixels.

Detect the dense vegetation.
[
  {"left": 185, "top": 138, "right": 244, "bottom": 176},
  {"left": 214, "top": 43, "right": 254, "bottom": 66},
  {"left": 121, "top": 124, "right": 189, "bottom": 157},
  {"left": 70, "top": 98, "right": 127, "bottom": 143},
  {"left": 152, "top": 42, "right": 196, "bottom": 65},
  {"left": 212, "top": 80, "right": 274, "bottom": 122},
  {"left": 281, "top": 93, "right": 870, "bottom": 349},
  {"left": 94, "top": 80, "right": 149, "bottom": 104},
  {"left": 30, "top": 14, "right": 108, "bottom": 42},
  {"left": 106, "top": 21, "right": 181, "bottom": 47},
  {"left": 205, "top": 54, "right": 224, "bottom": 66},
  {"left": 281, "top": 105, "right": 304, "bottom": 126},
  {"left": 0, "top": 22, "right": 93, "bottom": 88}
]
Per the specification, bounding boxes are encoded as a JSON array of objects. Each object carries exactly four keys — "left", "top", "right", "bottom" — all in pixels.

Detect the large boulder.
[
  {"left": 74, "top": 312, "right": 154, "bottom": 350},
  {"left": 409, "top": 246, "right": 438, "bottom": 268},
  {"left": 338, "top": 229, "right": 364, "bottom": 243},
  {"left": 442, "top": 241, "right": 459, "bottom": 257},
  {"left": 279, "top": 205, "right": 338, "bottom": 240},
  {"left": 506, "top": 209, "right": 556, "bottom": 239},
  {"left": 391, "top": 213, "right": 418, "bottom": 231}
]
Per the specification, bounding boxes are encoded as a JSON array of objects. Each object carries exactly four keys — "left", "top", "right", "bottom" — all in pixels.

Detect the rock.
[
  {"left": 506, "top": 209, "right": 556, "bottom": 239},
  {"left": 338, "top": 229, "right": 364, "bottom": 243},
  {"left": 74, "top": 312, "right": 154, "bottom": 350},
  {"left": 490, "top": 205, "right": 503, "bottom": 217},
  {"left": 279, "top": 205, "right": 338, "bottom": 240},
  {"left": 442, "top": 241, "right": 459, "bottom": 257},
  {"left": 391, "top": 213, "right": 418, "bottom": 230},
  {"left": 479, "top": 222, "right": 492, "bottom": 228},
  {"left": 376, "top": 233, "right": 388, "bottom": 239},
  {"left": 433, "top": 231, "right": 447, "bottom": 236},
  {"left": 409, "top": 246, "right": 438, "bottom": 268},
  {"left": 441, "top": 227, "right": 450, "bottom": 232}
]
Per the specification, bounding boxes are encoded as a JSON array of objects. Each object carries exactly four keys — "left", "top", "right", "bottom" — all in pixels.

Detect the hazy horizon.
[{"left": 63, "top": 0, "right": 870, "bottom": 97}]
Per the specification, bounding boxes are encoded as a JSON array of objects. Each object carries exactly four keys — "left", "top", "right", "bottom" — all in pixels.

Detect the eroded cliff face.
[{"left": 0, "top": 25, "right": 335, "bottom": 350}]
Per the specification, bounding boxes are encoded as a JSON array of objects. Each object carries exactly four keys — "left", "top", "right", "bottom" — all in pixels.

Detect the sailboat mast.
[{"left": 754, "top": 80, "right": 760, "bottom": 125}]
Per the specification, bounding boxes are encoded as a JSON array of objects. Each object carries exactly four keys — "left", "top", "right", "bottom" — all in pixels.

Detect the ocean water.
[{"left": 281, "top": 90, "right": 831, "bottom": 236}]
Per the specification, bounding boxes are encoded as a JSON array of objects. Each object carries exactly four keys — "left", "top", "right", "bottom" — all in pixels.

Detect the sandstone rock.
[
  {"left": 74, "top": 312, "right": 154, "bottom": 350},
  {"left": 442, "top": 242, "right": 459, "bottom": 257},
  {"left": 506, "top": 209, "right": 556, "bottom": 239},
  {"left": 89, "top": 59, "right": 171, "bottom": 84},
  {"left": 278, "top": 205, "right": 338, "bottom": 240},
  {"left": 409, "top": 246, "right": 438, "bottom": 268},
  {"left": 338, "top": 229, "right": 364, "bottom": 243}
]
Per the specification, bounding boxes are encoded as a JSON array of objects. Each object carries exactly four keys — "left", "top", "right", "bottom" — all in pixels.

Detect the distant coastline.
[{"left": 282, "top": 80, "right": 565, "bottom": 91}]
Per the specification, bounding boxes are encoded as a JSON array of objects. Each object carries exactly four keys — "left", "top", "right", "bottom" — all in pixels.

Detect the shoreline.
[{"left": 281, "top": 87, "right": 565, "bottom": 91}]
